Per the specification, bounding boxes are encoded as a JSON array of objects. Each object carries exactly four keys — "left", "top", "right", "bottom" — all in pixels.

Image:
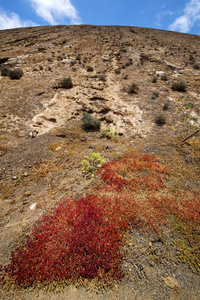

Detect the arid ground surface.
[{"left": 0, "top": 25, "right": 200, "bottom": 299}]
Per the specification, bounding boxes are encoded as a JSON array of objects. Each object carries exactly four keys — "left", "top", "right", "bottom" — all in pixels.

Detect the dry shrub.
[
  {"left": 9, "top": 68, "right": 23, "bottom": 80},
  {"left": 82, "top": 113, "right": 101, "bottom": 131},
  {"left": 172, "top": 81, "right": 187, "bottom": 92},
  {"left": 59, "top": 77, "right": 73, "bottom": 89},
  {"left": 127, "top": 83, "right": 139, "bottom": 94}
]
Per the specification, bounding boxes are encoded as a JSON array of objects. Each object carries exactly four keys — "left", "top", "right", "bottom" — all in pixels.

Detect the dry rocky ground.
[{"left": 0, "top": 25, "right": 200, "bottom": 299}]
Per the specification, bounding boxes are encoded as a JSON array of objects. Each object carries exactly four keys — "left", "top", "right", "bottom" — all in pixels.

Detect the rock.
[
  {"left": 29, "top": 130, "right": 38, "bottom": 138},
  {"left": 56, "top": 132, "right": 67, "bottom": 138},
  {"left": 30, "top": 203, "right": 37, "bottom": 210},
  {"left": 163, "top": 276, "right": 181, "bottom": 300},
  {"left": 103, "top": 146, "right": 109, "bottom": 150},
  {"left": 23, "top": 199, "right": 29, "bottom": 205},
  {"left": 55, "top": 147, "right": 61, "bottom": 151},
  {"left": 165, "top": 61, "right": 182, "bottom": 70},
  {"left": 81, "top": 137, "right": 87, "bottom": 141},
  {"left": 24, "top": 191, "right": 31, "bottom": 197},
  {"left": 101, "top": 55, "right": 110, "bottom": 62},
  {"left": 12, "top": 176, "right": 18, "bottom": 180},
  {"left": 105, "top": 116, "right": 113, "bottom": 123},
  {"left": 89, "top": 145, "right": 95, "bottom": 149},
  {"left": 156, "top": 71, "right": 165, "bottom": 76}
]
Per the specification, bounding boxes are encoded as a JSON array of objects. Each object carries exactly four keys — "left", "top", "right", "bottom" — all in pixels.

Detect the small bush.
[
  {"left": 127, "top": 83, "right": 139, "bottom": 94},
  {"left": 172, "top": 81, "right": 187, "bottom": 92},
  {"left": 59, "top": 39, "right": 66, "bottom": 45},
  {"left": 155, "top": 114, "right": 166, "bottom": 126},
  {"left": 125, "top": 59, "right": 133, "bottom": 67},
  {"left": 189, "top": 54, "right": 195, "bottom": 64},
  {"left": 193, "top": 63, "right": 200, "bottom": 70},
  {"left": 151, "top": 91, "right": 159, "bottom": 99},
  {"left": 99, "top": 74, "right": 106, "bottom": 81},
  {"left": 76, "top": 54, "right": 81, "bottom": 60},
  {"left": 100, "top": 128, "right": 119, "bottom": 139},
  {"left": 1, "top": 67, "right": 10, "bottom": 76},
  {"left": 82, "top": 113, "right": 101, "bottom": 131},
  {"left": 9, "top": 68, "right": 23, "bottom": 80},
  {"left": 57, "top": 55, "right": 63, "bottom": 61},
  {"left": 82, "top": 152, "right": 105, "bottom": 177},
  {"left": 87, "top": 66, "right": 94, "bottom": 72},
  {"left": 114, "top": 67, "right": 121, "bottom": 74},
  {"left": 59, "top": 77, "right": 73, "bottom": 89},
  {"left": 163, "top": 100, "right": 170, "bottom": 111},
  {"left": 152, "top": 76, "right": 157, "bottom": 83},
  {"left": 161, "top": 74, "right": 168, "bottom": 81}
]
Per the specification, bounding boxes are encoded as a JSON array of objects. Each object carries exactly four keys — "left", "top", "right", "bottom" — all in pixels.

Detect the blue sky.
[{"left": 0, "top": 0, "right": 200, "bottom": 35}]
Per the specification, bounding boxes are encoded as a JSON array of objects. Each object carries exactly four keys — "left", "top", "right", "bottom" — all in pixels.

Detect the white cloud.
[
  {"left": 156, "top": 10, "right": 173, "bottom": 27},
  {"left": 169, "top": 0, "right": 200, "bottom": 33},
  {"left": 29, "top": 0, "right": 81, "bottom": 25},
  {"left": 0, "top": 10, "right": 38, "bottom": 30}
]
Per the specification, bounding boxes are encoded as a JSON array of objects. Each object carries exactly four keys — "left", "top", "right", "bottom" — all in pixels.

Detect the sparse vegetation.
[
  {"left": 99, "top": 74, "right": 106, "bottom": 81},
  {"left": 114, "top": 67, "right": 121, "bottom": 74},
  {"left": 193, "top": 63, "right": 200, "bottom": 70},
  {"left": 127, "top": 83, "right": 139, "bottom": 94},
  {"left": 76, "top": 54, "right": 81, "bottom": 60},
  {"left": 9, "top": 68, "right": 23, "bottom": 80},
  {"left": 1, "top": 150, "right": 199, "bottom": 287},
  {"left": 163, "top": 100, "right": 170, "bottom": 111},
  {"left": 152, "top": 76, "right": 157, "bottom": 83},
  {"left": 59, "top": 77, "right": 73, "bottom": 89},
  {"left": 155, "top": 113, "right": 166, "bottom": 125},
  {"left": 161, "top": 74, "right": 168, "bottom": 81},
  {"left": 87, "top": 66, "right": 94, "bottom": 72},
  {"left": 189, "top": 54, "right": 195, "bottom": 64},
  {"left": 172, "top": 81, "right": 187, "bottom": 92},
  {"left": 59, "top": 39, "right": 66, "bottom": 45},
  {"left": 1, "top": 67, "right": 10, "bottom": 77},
  {"left": 100, "top": 128, "right": 119, "bottom": 139},
  {"left": 81, "top": 152, "right": 105, "bottom": 177},
  {"left": 0, "top": 24, "right": 200, "bottom": 299},
  {"left": 82, "top": 113, "right": 101, "bottom": 131},
  {"left": 57, "top": 55, "right": 63, "bottom": 61},
  {"left": 151, "top": 91, "right": 159, "bottom": 99}
]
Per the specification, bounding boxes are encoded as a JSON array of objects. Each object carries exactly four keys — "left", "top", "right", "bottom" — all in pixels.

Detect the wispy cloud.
[
  {"left": 169, "top": 0, "right": 200, "bottom": 33},
  {"left": 29, "top": 0, "right": 81, "bottom": 25},
  {"left": 156, "top": 10, "right": 173, "bottom": 27},
  {"left": 0, "top": 9, "right": 38, "bottom": 30}
]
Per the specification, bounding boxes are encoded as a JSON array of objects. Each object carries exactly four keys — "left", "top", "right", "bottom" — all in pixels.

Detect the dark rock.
[{"left": 29, "top": 130, "right": 38, "bottom": 138}]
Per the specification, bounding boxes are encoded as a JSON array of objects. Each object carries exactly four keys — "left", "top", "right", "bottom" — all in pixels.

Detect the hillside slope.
[{"left": 0, "top": 25, "right": 200, "bottom": 299}]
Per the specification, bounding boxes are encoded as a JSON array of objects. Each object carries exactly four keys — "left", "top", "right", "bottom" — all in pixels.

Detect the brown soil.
[{"left": 0, "top": 25, "right": 199, "bottom": 299}]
